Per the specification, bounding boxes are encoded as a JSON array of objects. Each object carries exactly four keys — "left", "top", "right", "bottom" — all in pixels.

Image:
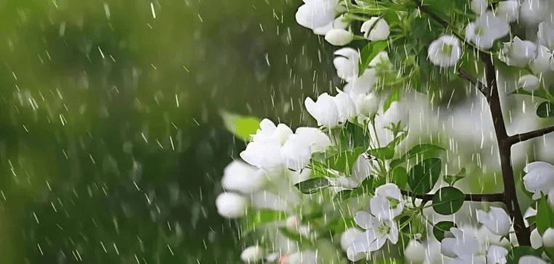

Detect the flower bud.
[
  {"left": 216, "top": 192, "right": 248, "bottom": 219},
  {"left": 325, "top": 29, "right": 354, "bottom": 46},
  {"left": 240, "top": 245, "right": 264, "bottom": 262},
  {"left": 518, "top": 75, "right": 540, "bottom": 90},
  {"left": 404, "top": 240, "right": 425, "bottom": 263}
]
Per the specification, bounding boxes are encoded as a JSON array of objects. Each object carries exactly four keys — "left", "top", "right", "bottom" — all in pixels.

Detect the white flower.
[
  {"left": 428, "top": 35, "right": 462, "bottom": 67},
  {"left": 334, "top": 48, "right": 359, "bottom": 81},
  {"left": 240, "top": 245, "right": 264, "bottom": 262},
  {"left": 523, "top": 161, "right": 554, "bottom": 199},
  {"left": 404, "top": 240, "right": 425, "bottom": 264},
  {"left": 313, "top": 15, "right": 349, "bottom": 35},
  {"left": 530, "top": 45, "right": 554, "bottom": 74},
  {"left": 294, "top": 127, "right": 331, "bottom": 153},
  {"left": 476, "top": 207, "right": 511, "bottom": 236},
  {"left": 538, "top": 21, "right": 554, "bottom": 50},
  {"left": 344, "top": 68, "right": 377, "bottom": 97},
  {"left": 487, "top": 245, "right": 508, "bottom": 264},
  {"left": 280, "top": 134, "right": 312, "bottom": 171},
  {"left": 240, "top": 140, "right": 284, "bottom": 171},
  {"left": 441, "top": 227, "right": 479, "bottom": 260},
  {"left": 543, "top": 228, "right": 554, "bottom": 247},
  {"left": 351, "top": 154, "right": 376, "bottom": 183},
  {"left": 347, "top": 211, "right": 399, "bottom": 259},
  {"left": 295, "top": 0, "right": 340, "bottom": 33},
  {"left": 549, "top": 189, "right": 554, "bottom": 207},
  {"left": 353, "top": 92, "right": 380, "bottom": 118},
  {"left": 361, "top": 17, "right": 390, "bottom": 41},
  {"left": 531, "top": 228, "right": 543, "bottom": 249},
  {"left": 465, "top": 12, "right": 510, "bottom": 50},
  {"left": 501, "top": 37, "right": 537, "bottom": 67},
  {"left": 332, "top": 90, "right": 357, "bottom": 123},
  {"left": 221, "top": 160, "right": 265, "bottom": 194},
  {"left": 497, "top": 0, "right": 520, "bottom": 22},
  {"left": 519, "top": 256, "right": 547, "bottom": 264},
  {"left": 520, "top": 0, "right": 552, "bottom": 27},
  {"left": 325, "top": 29, "right": 354, "bottom": 46},
  {"left": 216, "top": 192, "right": 248, "bottom": 218},
  {"left": 518, "top": 75, "right": 540, "bottom": 90},
  {"left": 370, "top": 183, "right": 404, "bottom": 220},
  {"left": 305, "top": 93, "right": 340, "bottom": 127},
  {"left": 341, "top": 227, "right": 364, "bottom": 251},
  {"left": 252, "top": 119, "right": 293, "bottom": 145},
  {"left": 379, "top": 101, "right": 409, "bottom": 129},
  {"left": 471, "top": 0, "right": 488, "bottom": 14}
]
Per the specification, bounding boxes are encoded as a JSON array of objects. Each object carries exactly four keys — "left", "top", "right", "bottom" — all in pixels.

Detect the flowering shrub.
[{"left": 217, "top": 0, "right": 554, "bottom": 263}]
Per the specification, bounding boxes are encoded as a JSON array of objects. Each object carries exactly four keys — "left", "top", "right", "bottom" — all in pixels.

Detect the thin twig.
[
  {"left": 400, "top": 190, "right": 504, "bottom": 204},
  {"left": 507, "top": 125, "right": 554, "bottom": 145}
]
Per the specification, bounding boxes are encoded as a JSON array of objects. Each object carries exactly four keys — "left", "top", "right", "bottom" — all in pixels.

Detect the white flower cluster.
[
  {"left": 216, "top": 119, "right": 332, "bottom": 218},
  {"left": 341, "top": 184, "right": 404, "bottom": 261},
  {"left": 296, "top": 0, "right": 390, "bottom": 46}
]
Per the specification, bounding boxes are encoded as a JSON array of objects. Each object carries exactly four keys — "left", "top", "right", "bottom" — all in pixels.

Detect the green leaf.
[
  {"left": 391, "top": 166, "right": 408, "bottom": 189},
  {"left": 334, "top": 177, "right": 374, "bottom": 201},
  {"left": 360, "top": 40, "right": 388, "bottom": 71},
  {"left": 536, "top": 197, "right": 554, "bottom": 234},
  {"left": 506, "top": 246, "right": 542, "bottom": 264},
  {"left": 383, "top": 91, "right": 401, "bottom": 113},
  {"left": 326, "top": 217, "right": 357, "bottom": 233},
  {"left": 443, "top": 168, "right": 466, "bottom": 186},
  {"left": 391, "top": 144, "right": 445, "bottom": 168},
  {"left": 241, "top": 209, "right": 287, "bottom": 233},
  {"left": 367, "top": 146, "right": 395, "bottom": 160},
  {"left": 537, "top": 101, "right": 554, "bottom": 118},
  {"left": 510, "top": 88, "right": 550, "bottom": 100},
  {"left": 326, "top": 147, "right": 365, "bottom": 175},
  {"left": 408, "top": 158, "right": 442, "bottom": 195},
  {"left": 338, "top": 122, "right": 370, "bottom": 151},
  {"left": 432, "top": 187, "right": 465, "bottom": 215},
  {"left": 220, "top": 111, "right": 260, "bottom": 141},
  {"left": 432, "top": 221, "right": 456, "bottom": 242},
  {"left": 279, "top": 227, "right": 302, "bottom": 242},
  {"left": 294, "top": 178, "right": 330, "bottom": 194}
]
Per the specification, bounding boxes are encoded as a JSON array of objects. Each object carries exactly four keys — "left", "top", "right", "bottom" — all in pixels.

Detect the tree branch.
[
  {"left": 481, "top": 54, "right": 531, "bottom": 246},
  {"left": 400, "top": 190, "right": 504, "bottom": 204},
  {"left": 458, "top": 68, "right": 489, "bottom": 96},
  {"left": 414, "top": 0, "right": 532, "bottom": 246},
  {"left": 507, "top": 125, "right": 554, "bottom": 145}
]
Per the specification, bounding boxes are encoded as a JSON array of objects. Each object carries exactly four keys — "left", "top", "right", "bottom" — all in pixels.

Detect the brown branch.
[
  {"left": 481, "top": 54, "right": 531, "bottom": 246},
  {"left": 414, "top": 0, "right": 532, "bottom": 246},
  {"left": 400, "top": 190, "right": 504, "bottom": 204},
  {"left": 507, "top": 125, "right": 554, "bottom": 145},
  {"left": 458, "top": 68, "right": 489, "bottom": 96}
]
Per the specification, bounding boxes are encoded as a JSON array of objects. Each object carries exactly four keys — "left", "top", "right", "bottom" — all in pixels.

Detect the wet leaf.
[
  {"left": 408, "top": 158, "right": 441, "bottom": 195},
  {"left": 294, "top": 178, "right": 331, "bottom": 194},
  {"left": 432, "top": 187, "right": 464, "bottom": 215},
  {"left": 433, "top": 221, "right": 456, "bottom": 242}
]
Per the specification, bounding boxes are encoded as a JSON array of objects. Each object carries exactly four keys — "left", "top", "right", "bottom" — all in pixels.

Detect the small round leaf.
[
  {"left": 432, "top": 187, "right": 464, "bottom": 215},
  {"left": 432, "top": 221, "right": 456, "bottom": 242}
]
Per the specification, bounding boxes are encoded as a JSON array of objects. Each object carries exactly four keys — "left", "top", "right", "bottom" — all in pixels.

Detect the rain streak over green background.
[{"left": 0, "top": 0, "right": 335, "bottom": 263}]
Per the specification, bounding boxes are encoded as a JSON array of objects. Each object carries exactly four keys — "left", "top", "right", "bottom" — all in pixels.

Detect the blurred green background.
[{"left": 0, "top": 0, "right": 336, "bottom": 262}]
